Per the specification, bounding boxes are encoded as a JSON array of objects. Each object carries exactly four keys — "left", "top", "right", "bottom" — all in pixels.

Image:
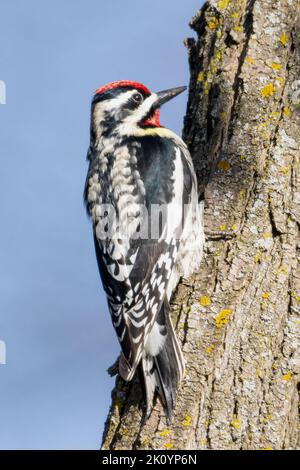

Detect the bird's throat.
[{"left": 141, "top": 109, "right": 161, "bottom": 127}]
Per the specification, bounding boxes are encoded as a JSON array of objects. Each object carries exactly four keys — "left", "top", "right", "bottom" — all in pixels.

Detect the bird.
[{"left": 84, "top": 80, "right": 204, "bottom": 422}]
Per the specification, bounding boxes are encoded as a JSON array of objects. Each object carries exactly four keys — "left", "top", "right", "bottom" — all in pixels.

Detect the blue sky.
[{"left": 0, "top": 0, "right": 203, "bottom": 449}]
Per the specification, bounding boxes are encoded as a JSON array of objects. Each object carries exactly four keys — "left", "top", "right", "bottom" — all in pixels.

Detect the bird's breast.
[{"left": 87, "top": 139, "right": 146, "bottom": 244}]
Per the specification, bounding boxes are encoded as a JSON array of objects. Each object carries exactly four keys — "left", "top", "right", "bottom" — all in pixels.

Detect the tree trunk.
[{"left": 101, "top": 0, "right": 300, "bottom": 450}]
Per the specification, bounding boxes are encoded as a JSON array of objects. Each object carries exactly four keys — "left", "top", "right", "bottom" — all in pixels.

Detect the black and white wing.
[{"left": 93, "top": 139, "right": 193, "bottom": 381}]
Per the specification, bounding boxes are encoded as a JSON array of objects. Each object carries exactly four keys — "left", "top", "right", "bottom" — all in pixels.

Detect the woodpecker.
[{"left": 84, "top": 80, "right": 204, "bottom": 421}]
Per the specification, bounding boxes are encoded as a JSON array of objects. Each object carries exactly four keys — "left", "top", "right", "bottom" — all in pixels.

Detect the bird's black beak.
[{"left": 154, "top": 86, "right": 187, "bottom": 108}]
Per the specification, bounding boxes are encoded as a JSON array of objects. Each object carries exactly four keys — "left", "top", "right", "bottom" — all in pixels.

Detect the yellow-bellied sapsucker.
[{"left": 84, "top": 80, "right": 204, "bottom": 422}]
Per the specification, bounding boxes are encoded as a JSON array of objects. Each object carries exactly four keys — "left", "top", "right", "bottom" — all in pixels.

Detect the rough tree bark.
[{"left": 101, "top": 0, "right": 300, "bottom": 450}]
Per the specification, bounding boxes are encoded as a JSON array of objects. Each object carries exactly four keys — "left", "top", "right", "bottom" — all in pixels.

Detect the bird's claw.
[{"left": 107, "top": 357, "right": 119, "bottom": 377}]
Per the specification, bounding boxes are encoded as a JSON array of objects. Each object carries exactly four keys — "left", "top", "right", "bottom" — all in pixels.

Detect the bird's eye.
[{"left": 132, "top": 92, "right": 143, "bottom": 104}]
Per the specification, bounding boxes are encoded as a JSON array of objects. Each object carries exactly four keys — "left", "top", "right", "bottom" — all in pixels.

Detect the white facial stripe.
[
  {"left": 122, "top": 93, "right": 158, "bottom": 126},
  {"left": 93, "top": 90, "right": 135, "bottom": 123},
  {"left": 107, "top": 90, "right": 137, "bottom": 110},
  {"left": 93, "top": 90, "right": 138, "bottom": 139},
  {"left": 93, "top": 89, "right": 161, "bottom": 141},
  {"left": 116, "top": 93, "right": 161, "bottom": 138}
]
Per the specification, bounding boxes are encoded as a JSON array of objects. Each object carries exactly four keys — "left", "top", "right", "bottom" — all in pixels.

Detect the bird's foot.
[{"left": 107, "top": 357, "right": 119, "bottom": 377}]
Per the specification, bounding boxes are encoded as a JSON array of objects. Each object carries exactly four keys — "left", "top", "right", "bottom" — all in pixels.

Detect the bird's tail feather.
[{"left": 140, "top": 301, "right": 185, "bottom": 423}]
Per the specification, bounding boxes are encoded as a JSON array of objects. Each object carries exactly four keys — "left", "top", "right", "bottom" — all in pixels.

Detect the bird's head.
[{"left": 90, "top": 80, "right": 186, "bottom": 141}]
